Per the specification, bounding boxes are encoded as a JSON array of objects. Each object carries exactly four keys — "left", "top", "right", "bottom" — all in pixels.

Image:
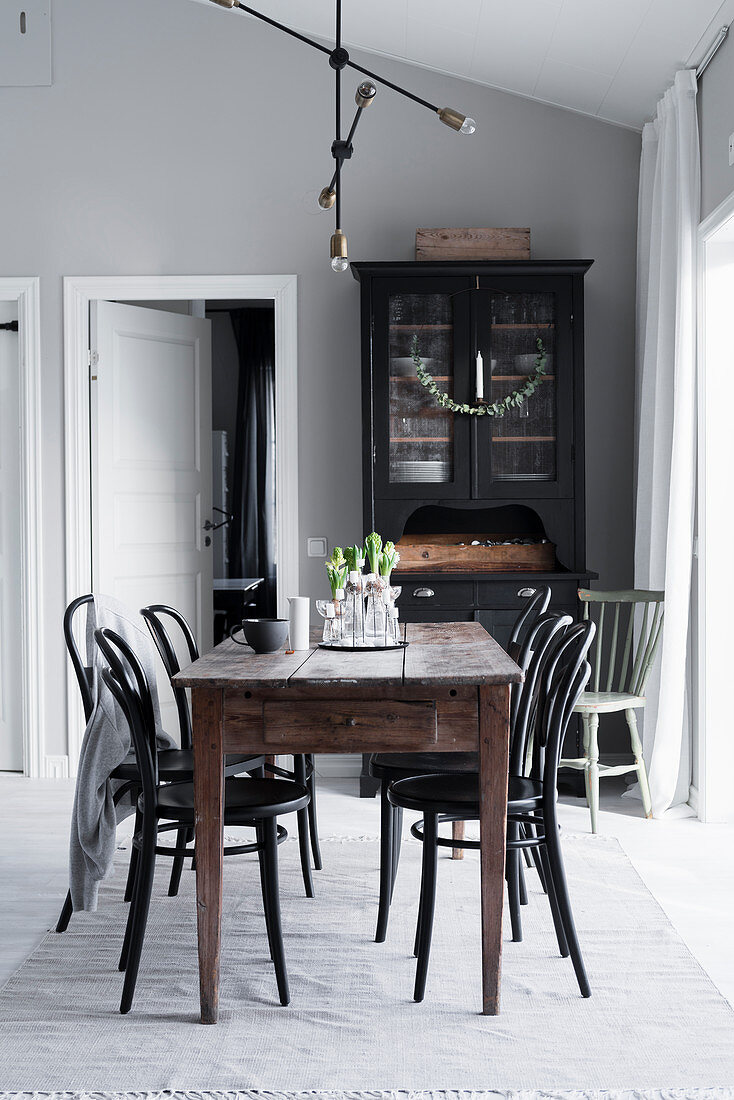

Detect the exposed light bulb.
[
  {"left": 355, "top": 81, "right": 377, "bottom": 108},
  {"left": 318, "top": 187, "right": 336, "bottom": 209},
  {"left": 438, "top": 106, "right": 476, "bottom": 134},
  {"left": 329, "top": 229, "right": 348, "bottom": 272}
]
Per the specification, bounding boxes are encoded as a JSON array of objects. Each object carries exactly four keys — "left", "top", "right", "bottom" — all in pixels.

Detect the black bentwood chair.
[
  {"left": 55, "top": 595, "right": 265, "bottom": 934},
  {"left": 141, "top": 603, "right": 322, "bottom": 897},
  {"left": 96, "top": 627, "right": 309, "bottom": 1014},
  {"left": 369, "top": 585, "right": 553, "bottom": 943},
  {"left": 388, "top": 619, "right": 595, "bottom": 1002}
]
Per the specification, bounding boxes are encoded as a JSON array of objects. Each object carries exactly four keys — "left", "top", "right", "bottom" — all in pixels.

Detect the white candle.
[{"left": 475, "top": 351, "right": 484, "bottom": 401}]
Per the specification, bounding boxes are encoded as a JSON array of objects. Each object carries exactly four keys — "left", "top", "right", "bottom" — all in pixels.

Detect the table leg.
[
  {"left": 192, "top": 687, "right": 225, "bottom": 1024},
  {"left": 478, "top": 683, "right": 511, "bottom": 1015}
]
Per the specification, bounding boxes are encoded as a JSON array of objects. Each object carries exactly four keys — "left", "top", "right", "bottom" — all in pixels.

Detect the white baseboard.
[
  {"left": 44, "top": 755, "right": 70, "bottom": 779},
  {"left": 314, "top": 753, "right": 362, "bottom": 778},
  {"left": 688, "top": 783, "right": 699, "bottom": 815}
]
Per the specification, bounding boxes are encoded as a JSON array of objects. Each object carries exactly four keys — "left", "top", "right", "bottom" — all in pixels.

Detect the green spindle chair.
[{"left": 560, "top": 588, "right": 664, "bottom": 833}]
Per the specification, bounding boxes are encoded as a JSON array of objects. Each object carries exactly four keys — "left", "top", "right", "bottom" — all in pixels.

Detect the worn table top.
[{"left": 175, "top": 620, "right": 523, "bottom": 690}]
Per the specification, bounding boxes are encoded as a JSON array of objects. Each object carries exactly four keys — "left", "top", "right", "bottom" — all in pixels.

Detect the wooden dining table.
[{"left": 175, "top": 619, "right": 523, "bottom": 1023}]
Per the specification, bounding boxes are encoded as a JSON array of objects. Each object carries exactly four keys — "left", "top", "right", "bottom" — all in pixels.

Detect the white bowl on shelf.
[
  {"left": 390, "top": 356, "right": 436, "bottom": 377},
  {"left": 514, "top": 352, "right": 552, "bottom": 375}
]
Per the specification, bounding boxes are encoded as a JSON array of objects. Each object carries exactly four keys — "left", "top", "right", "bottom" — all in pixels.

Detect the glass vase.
[
  {"left": 364, "top": 573, "right": 387, "bottom": 645},
  {"left": 345, "top": 569, "right": 365, "bottom": 647}
]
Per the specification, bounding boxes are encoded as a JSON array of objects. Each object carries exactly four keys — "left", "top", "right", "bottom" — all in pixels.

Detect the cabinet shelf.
[
  {"left": 492, "top": 435, "right": 556, "bottom": 443},
  {"left": 390, "top": 375, "right": 450, "bottom": 383},
  {"left": 392, "top": 437, "right": 451, "bottom": 443},
  {"left": 389, "top": 323, "right": 453, "bottom": 332},
  {"left": 491, "top": 374, "right": 555, "bottom": 382},
  {"left": 490, "top": 322, "right": 555, "bottom": 330}
]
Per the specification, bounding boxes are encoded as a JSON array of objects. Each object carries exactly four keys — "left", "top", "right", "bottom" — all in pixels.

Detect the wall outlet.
[
  {"left": 307, "top": 536, "right": 328, "bottom": 557},
  {"left": 44, "top": 755, "right": 70, "bottom": 779},
  {"left": 729, "top": 132, "right": 734, "bottom": 167}
]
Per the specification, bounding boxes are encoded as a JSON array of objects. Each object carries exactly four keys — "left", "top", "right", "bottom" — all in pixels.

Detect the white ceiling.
[{"left": 196, "top": 0, "right": 733, "bottom": 130}]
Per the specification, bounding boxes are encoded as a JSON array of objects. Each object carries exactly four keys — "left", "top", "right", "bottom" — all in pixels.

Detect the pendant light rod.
[
  {"left": 214, "top": 0, "right": 333, "bottom": 57},
  {"left": 327, "top": 103, "right": 367, "bottom": 193}
]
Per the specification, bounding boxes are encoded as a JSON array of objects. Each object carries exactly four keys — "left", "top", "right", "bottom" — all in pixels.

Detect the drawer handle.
[
  {"left": 517, "top": 587, "right": 536, "bottom": 598},
  {"left": 413, "top": 587, "right": 435, "bottom": 598}
]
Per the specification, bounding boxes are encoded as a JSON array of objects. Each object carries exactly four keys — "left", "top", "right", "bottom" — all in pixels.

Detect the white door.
[
  {"left": 0, "top": 304, "right": 23, "bottom": 770},
  {"left": 91, "top": 301, "right": 213, "bottom": 735}
]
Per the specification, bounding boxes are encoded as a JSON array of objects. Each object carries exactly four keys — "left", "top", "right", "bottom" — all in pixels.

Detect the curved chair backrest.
[
  {"left": 95, "top": 627, "right": 159, "bottom": 797},
  {"left": 509, "top": 611, "right": 572, "bottom": 775},
  {"left": 507, "top": 585, "right": 552, "bottom": 661},
  {"left": 140, "top": 605, "right": 199, "bottom": 750},
  {"left": 64, "top": 594, "right": 95, "bottom": 723},
  {"left": 535, "top": 619, "right": 595, "bottom": 786},
  {"left": 578, "top": 588, "right": 664, "bottom": 697}
]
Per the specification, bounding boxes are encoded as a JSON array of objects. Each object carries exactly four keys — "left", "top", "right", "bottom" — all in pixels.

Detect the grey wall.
[
  {"left": 0, "top": 0, "right": 640, "bottom": 763},
  {"left": 699, "top": 32, "right": 734, "bottom": 220}
]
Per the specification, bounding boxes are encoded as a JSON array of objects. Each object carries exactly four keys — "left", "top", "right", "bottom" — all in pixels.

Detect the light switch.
[
  {"left": 307, "top": 537, "right": 328, "bottom": 558},
  {"left": 0, "top": 2, "right": 52, "bottom": 87}
]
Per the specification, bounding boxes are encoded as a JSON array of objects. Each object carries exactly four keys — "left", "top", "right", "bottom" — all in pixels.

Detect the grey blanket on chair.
[{"left": 68, "top": 595, "right": 177, "bottom": 912}]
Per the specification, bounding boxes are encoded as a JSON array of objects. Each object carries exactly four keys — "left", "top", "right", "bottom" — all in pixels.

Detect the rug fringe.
[{"left": 1, "top": 1088, "right": 732, "bottom": 1099}]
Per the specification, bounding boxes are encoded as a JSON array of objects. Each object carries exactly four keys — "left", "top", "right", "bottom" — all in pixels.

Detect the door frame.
[
  {"left": 695, "top": 192, "right": 734, "bottom": 821},
  {"left": 0, "top": 277, "right": 44, "bottom": 777},
  {"left": 64, "top": 274, "right": 299, "bottom": 770}
]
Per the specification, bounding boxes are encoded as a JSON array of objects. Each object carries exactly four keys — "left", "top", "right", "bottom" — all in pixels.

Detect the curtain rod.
[{"left": 696, "top": 24, "right": 729, "bottom": 78}]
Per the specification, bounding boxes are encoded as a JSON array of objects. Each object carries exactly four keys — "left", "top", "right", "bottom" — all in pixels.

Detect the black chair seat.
[
  {"left": 388, "top": 772, "right": 544, "bottom": 815},
  {"left": 112, "top": 751, "right": 264, "bottom": 783},
  {"left": 370, "top": 751, "right": 478, "bottom": 780},
  {"left": 150, "top": 776, "right": 310, "bottom": 823}
]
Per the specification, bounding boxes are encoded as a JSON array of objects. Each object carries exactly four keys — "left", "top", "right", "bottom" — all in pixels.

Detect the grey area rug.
[{"left": 0, "top": 835, "right": 733, "bottom": 1094}]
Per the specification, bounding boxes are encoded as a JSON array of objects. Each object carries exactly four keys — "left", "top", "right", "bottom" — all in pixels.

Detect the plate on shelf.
[{"left": 318, "top": 641, "right": 409, "bottom": 652}]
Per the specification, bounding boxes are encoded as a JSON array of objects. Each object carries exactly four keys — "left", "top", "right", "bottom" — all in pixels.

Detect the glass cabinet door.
[
  {"left": 474, "top": 277, "right": 573, "bottom": 498},
  {"left": 373, "top": 279, "right": 472, "bottom": 499}
]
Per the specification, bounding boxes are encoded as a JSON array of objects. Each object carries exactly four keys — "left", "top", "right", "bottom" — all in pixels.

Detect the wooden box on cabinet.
[{"left": 352, "top": 259, "right": 596, "bottom": 795}]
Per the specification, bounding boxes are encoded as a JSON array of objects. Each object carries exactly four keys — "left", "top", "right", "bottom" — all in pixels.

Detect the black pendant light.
[{"left": 209, "top": 0, "right": 477, "bottom": 271}]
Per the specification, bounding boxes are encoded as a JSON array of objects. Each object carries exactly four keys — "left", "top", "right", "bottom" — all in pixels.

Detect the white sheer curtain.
[{"left": 634, "top": 69, "right": 700, "bottom": 815}]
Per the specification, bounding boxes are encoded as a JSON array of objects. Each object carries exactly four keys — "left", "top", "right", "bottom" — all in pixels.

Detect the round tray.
[{"left": 318, "top": 641, "right": 409, "bottom": 652}]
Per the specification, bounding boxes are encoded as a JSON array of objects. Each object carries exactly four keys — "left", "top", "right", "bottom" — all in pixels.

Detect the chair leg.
[
  {"left": 120, "top": 827, "right": 157, "bottom": 1014},
  {"left": 55, "top": 890, "right": 73, "bottom": 933},
  {"left": 518, "top": 855, "right": 528, "bottom": 906},
  {"left": 586, "top": 712, "right": 600, "bottom": 834},
  {"left": 506, "top": 822, "right": 523, "bottom": 942},
  {"left": 293, "top": 755, "right": 315, "bottom": 899},
  {"left": 544, "top": 821, "right": 590, "bottom": 997},
  {"left": 375, "top": 780, "right": 394, "bottom": 943},
  {"left": 167, "top": 825, "right": 193, "bottom": 897},
  {"left": 414, "top": 812, "right": 438, "bottom": 1002},
  {"left": 256, "top": 822, "right": 274, "bottom": 960},
  {"left": 451, "top": 818, "right": 465, "bottom": 860},
  {"left": 539, "top": 844, "right": 569, "bottom": 958},
  {"left": 305, "top": 755, "right": 323, "bottom": 870},
  {"left": 626, "top": 708, "right": 653, "bottom": 819},
  {"left": 263, "top": 816, "right": 290, "bottom": 1006},
  {"left": 390, "top": 806, "right": 403, "bottom": 899},
  {"left": 123, "top": 807, "right": 143, "bottom": 903}
]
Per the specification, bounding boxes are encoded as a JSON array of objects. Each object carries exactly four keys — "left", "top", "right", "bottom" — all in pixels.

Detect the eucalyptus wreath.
[{"left": 410, "top": 334, "right": 547, "bottom": 417}]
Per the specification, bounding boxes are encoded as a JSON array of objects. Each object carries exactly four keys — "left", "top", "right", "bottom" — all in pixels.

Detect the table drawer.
[{"left": 262, "top": 698, "right": 438, "bottom": 751}]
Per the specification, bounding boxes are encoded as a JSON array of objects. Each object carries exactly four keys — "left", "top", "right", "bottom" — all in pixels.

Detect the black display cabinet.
[{"left": 351, "top": 260, "right": 595, "bottom": 795}]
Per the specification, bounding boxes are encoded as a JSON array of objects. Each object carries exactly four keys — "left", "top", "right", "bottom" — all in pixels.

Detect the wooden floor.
[{"left": 1, "top": 772, "right": 733, "bottom": 1007}]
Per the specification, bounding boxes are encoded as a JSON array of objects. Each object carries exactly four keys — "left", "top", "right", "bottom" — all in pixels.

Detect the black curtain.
[{"left": 227, "top": 309, "right": 276, "bottom": 617}]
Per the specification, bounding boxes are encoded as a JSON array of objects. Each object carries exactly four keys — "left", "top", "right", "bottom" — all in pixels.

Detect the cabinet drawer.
[
  {"left": 477, "top": 578, "right": 579, "bottom": 608},
  {"left": 399, "top": 579, "right": 474, "bottom": 609},
  {"left": 263, "top": 698, "right": 438, "bottom": 751}
]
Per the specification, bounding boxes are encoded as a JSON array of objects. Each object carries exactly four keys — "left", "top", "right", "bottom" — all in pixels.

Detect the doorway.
[
  {"left": 64, "top": 276, "right": 298, "bottom": 770},
  {"left": 696, "top": 193, "right": 734, "bottom": 822},
  {"left": 0, "top": 278, "right": 43, "bottom": 776}
]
